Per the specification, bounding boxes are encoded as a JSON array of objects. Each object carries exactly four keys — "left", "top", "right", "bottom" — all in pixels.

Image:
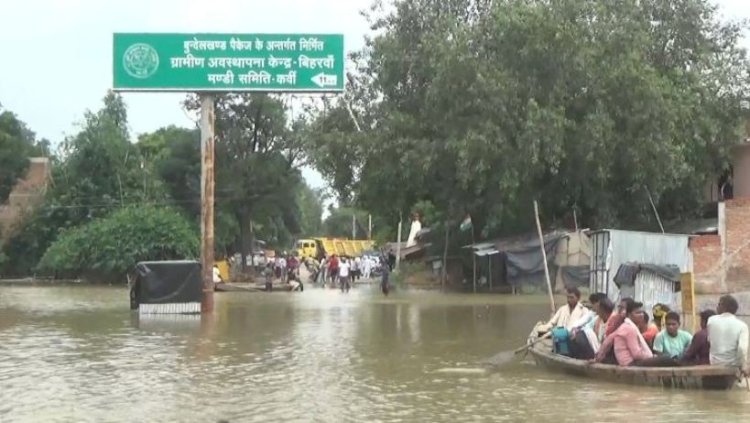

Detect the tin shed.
[
  {"left": 589, "top": 230, "right": 692, "bottom": 301},
  {"left": 613, "top": 262, "right": 682, "bottom": 314}
]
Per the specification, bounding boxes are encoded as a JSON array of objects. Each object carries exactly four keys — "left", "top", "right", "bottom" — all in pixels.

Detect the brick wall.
[
  {"left": 690, "top": 235, "right": 723, "bottom": 293},
  {"left": 0, "top": 158, "right": 50, "bottom": 241},
  {"left": 691, "top": 198, "right": 750, "bottom": 293},
  {"left": 724, "top": 198, "right": 750, "bottom": 292}
]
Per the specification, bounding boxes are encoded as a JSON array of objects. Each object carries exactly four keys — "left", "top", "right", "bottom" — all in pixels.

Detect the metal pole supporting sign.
[{"left": 200, "top": 94, "right": 215, "bottom": 313}]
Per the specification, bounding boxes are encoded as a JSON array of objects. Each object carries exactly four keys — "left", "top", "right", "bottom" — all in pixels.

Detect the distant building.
[{"left": 691, "top": 141, "right": 750, "bottom": 293}]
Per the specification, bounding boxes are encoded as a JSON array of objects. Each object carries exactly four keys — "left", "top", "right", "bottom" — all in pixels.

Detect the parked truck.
[{"left": 296, "top": 237, "right": 375, "bottom": 260}]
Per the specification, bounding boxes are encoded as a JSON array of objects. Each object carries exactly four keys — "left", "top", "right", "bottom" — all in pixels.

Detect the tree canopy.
[
  {"left": 303, "top": 0, "right": 750, "bottom": 239},
  {"left": 0, "top": 106, "right": 47, "bottom": 203},
  {"left": 2, "top": 92, "right": 323, "bottom": 280},
  {"left": 4, "top": 0, "right": 749, "bottom": 278}
]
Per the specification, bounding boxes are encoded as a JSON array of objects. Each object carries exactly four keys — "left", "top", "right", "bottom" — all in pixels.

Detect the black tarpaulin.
[
  {"left": 505, "top": 233, "right": 566, "bottom": 286},
  {"left": 130, "top": 260, "right": 202, "bottom": 309},
  {"left": 561, "top": 265, "right": 590, "bottom": 288},
  {"left": 613, "top": 262, "right": 681, "bottom": 288}
]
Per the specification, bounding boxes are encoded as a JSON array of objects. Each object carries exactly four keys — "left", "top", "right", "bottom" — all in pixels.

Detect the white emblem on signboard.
[{"left": 123, "top": 43, "right": 159, "bottom": 79}]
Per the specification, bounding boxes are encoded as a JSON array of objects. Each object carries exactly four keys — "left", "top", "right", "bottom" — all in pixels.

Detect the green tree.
[
  {"left": 2, "top": 92, "right": 154, "bottom": 276},
  {"left": 37, "top": 206, "right": 198, "bottom": 282},
  {"left": 185, "top": 93, "right": 306, "bottom": 264},
  {"left": 50, "top": 91, "right": 150, "bottom": 225},
  {"left": 138, "top": 125, "right": 201, "bottom": 217},
  {"left": 297, "top": 184, "right": 325, "bottom": 236},
  {"left": 323, "top": 207, "right": 372, "bottom": 240},
  {"left": 304, "top": 0, "right": 750, "bottom": 241},
  {"left": 138, "top": 125, "right": 246, "bottom": 257}
]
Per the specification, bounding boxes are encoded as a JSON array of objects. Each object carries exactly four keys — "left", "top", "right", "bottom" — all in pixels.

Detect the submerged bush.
[{"left": 37, "top": 206, "right": 198, "bottom": 282}]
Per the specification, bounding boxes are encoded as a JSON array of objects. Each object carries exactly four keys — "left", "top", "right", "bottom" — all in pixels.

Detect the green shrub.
[{"left": 37, "top": 206, "right": 198, "bottom": 282}]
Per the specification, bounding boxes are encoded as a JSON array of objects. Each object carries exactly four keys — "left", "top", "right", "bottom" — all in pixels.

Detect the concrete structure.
[
  {"left": 733, "top": 143, "right": 750, "bottom": 198},
  {"left": 689, "top": 140, "right": 750, "bottom": 294},
  {"left": 0, "top": 157, "right": 50, "bottom": 241},
  {"left": 690, "top": 198, "right": 750, "bottom": 293}
]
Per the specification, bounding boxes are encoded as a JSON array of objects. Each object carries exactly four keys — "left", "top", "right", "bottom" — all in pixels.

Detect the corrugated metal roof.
[
  {"left": 589, "top": 229, "right": 691, "bottom": 238},
  {"left": 462, "top": 230, "right": 570, "bottom": 252},
  {"left": 462, "top": 242, "right": 496, "bottom": 250}
]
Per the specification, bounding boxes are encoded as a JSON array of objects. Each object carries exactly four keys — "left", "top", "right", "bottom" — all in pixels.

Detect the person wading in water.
[{"left": 380, "top": 256, "right": 391, "bottom": 296}]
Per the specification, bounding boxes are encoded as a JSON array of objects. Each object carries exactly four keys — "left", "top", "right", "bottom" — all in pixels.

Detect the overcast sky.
[{"left": 1, "top": 0, "right": 749, "bottom": 190}]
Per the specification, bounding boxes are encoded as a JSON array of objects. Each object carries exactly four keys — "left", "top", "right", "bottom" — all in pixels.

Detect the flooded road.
[{"left": 1, "top": 286, "right": 749, "bottom": 422}]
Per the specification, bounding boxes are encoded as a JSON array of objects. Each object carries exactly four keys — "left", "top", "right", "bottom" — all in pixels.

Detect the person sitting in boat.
[
  {"left": 593, "top": 301, "right": 654, "bottom": 366},
  {"left": 681, "top": 309, "right": 716, "bottom": 366},
  {"left": 570, "top": 293, "right": 607, "bottom": 333},
  {"left": 707, "top": 295, "right": 749, "bottom": 374},
  {"left": 653, "top": 312, "right": 692, "bottom": 360},
  {"left": 586, "top": 298, "right": 615, "bottom": 362},
  {"left": 568, "top": 294, "right": 606, "bottom": 348},
  {"left": 652, "top": 303, "right": 671, "bottom": 331},
  {"left": 537, "top": 287, "right": 587, "bottom": 333},
  {"left": 638, "top": 311, "right": 659, "bottom": 349},
  {"left": 594, "top": 297, "right": 617, "bottom": 349},
  {"left": 569, "top": 295, "right": 613, "bottom": 359},
  {"left": 605, "top": 297, "right": 635, "bottom": 337}
]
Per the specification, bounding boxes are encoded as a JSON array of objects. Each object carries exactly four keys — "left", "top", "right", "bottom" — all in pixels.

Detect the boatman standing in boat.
[
  {"left": 707, "top": 295, "right": 749, "bottom": 375},
  {"left": 538, "top": 287, "right": 587, "bottom": 332}
]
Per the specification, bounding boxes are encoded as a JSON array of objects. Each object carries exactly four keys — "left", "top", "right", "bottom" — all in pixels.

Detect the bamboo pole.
[{"left": 534, "top": 201, "right": 555, "bottom": 314}]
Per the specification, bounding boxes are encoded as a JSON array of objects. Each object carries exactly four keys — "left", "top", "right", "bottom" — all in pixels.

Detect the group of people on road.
[
  {"left": 309, "top": 253, "right": 391, "bottom": 295},
  {"left": 315, "top": 254, "right": 355, "bottom": 292},
  {"left": 540, "top": 287, "right": 748, "bottom": 373}
]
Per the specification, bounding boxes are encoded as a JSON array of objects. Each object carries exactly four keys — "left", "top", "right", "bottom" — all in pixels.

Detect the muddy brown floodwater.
[{"left": 1, "top": 285, "right": 749, "bottom": 422}]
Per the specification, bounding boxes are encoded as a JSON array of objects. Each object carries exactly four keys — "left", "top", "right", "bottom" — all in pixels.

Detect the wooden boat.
[
  {"left": 214, "top": 282, "right": 303, "bottom": 292},
  {"left": 214, "top": 282, "right": 262, "bottom": 292},
  {"left": 527, "top": 337, "right": 739, "bottom": 390}
]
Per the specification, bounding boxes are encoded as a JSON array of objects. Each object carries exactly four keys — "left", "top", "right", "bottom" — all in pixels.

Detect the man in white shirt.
[
  {"left": 707, "top": 294, "right": 749, "bottom": 373},
  {"left": 338, "top": 258, "right": 351, "bottom": 293},
  {"left": 362, "top": 256, "right": 372, "bottom": 279},
  {"left": 538, "top": 287, "right": 588, "bottom": 332},
  {"left": 406, "top": 212, "right": 422, "bottom": 248},
  {"left": 212, "top": 265, "right": 223, "bottom": 284}
]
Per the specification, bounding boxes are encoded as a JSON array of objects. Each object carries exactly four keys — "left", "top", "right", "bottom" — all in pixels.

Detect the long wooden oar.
[{"left": 481, "top": 332, "right": 552, "bottom": 367}]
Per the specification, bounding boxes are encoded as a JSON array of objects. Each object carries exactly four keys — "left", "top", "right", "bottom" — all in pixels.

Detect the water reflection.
[{"left": 0, "top": 286, "right": 749, "bottom": 422}]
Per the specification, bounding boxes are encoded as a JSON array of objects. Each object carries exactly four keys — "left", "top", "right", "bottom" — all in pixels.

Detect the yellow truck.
[{"left": 296, "top": 237, "right": 375, "bottom": 260}]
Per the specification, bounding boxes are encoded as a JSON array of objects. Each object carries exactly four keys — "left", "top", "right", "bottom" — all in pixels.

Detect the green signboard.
[{"left": 113, "top": 33, "right": 344, "bottom": 92}]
